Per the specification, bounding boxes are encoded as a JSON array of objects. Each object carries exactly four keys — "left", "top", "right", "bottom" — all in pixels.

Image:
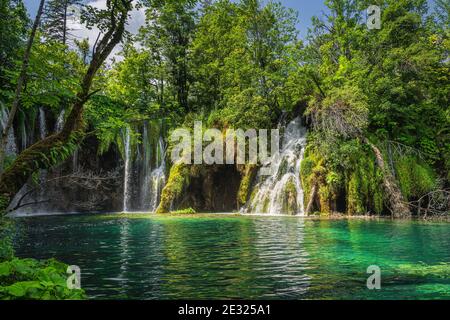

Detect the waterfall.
[
  {"left": 55, "top": 109, "right": 65, "bottom": 133},
  {"left": 21, "top": 124, "right": 27, "bottom": 151},
  {"left": 245, "top": 117, "right": 307, "bottom": 215},
  {"left": 39, "top": 107, "right": 47, "bottom": 139},
  {"left": 148, "top": 137, "right": 166, "bottom": 212},
  {"left": 0, "top": 107, "right": 17, "bottom": 156},
  {"left": 140, "top": 123, "right": 151, "bottom": 208},
  {"left": 123, "top": 127, "right": 131, "bottom": 212},
  {"left": 121, "top": 122, "right": 167, "bottom": 213},
  {"left": 139, "top": 122, "right": 166, "bottom": 212}
]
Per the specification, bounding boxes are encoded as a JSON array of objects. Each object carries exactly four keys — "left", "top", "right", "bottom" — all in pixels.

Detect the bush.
[
  {"left": 0, "top": 258, "right": 86, "bottom": 300},
  {"left": 395, "top": 156, "right": 438, "bottom": 199},
  {"left": 0, "top": 219, "right": 14, "bottom": 262}
]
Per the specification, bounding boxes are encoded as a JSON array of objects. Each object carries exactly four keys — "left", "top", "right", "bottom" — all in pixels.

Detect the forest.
[{"left": 0, "top": 0, "right": 449, "bottom": 300}]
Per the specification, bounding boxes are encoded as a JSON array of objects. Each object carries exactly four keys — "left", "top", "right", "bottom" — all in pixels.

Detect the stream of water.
[
  {"left": 123, "top": 127, "right": 132, "bottom": 213},
  {"left": 245, "top": 117, "right": 307, "bottom": 215}
]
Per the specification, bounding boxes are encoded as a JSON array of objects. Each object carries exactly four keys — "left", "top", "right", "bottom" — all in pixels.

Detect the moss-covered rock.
[
  {"left": 300, "top": 139, "right": 385, "bottom": 216},
  {"left": 237, "top": 165, "right": 257, "bottom": 207},
  {"left": 282, "top": 177, "right": 298, "bottom": 215},
  {"left": 156, "top": 162, "right": 190, "bottom": 214}
]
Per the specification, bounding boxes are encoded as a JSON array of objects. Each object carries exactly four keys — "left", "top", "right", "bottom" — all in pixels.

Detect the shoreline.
[{"left": 9, "top": 211, "right": 450, "bottom": 222}]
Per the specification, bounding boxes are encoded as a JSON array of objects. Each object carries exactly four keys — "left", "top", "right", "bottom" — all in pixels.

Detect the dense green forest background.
[
  {"left": 0, "top": 0, "right": 448, "bottom": 299},
  {"left": 0, "top": 0, "right": 448, "bottom": 214}
]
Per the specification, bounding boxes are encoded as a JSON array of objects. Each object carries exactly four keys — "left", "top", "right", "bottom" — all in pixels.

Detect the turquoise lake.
[{"left": 13, "top": 214, "right": 450, "bottom": 300}]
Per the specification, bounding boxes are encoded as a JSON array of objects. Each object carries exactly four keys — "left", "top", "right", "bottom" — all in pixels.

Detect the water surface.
[{"left": 13, "top": 214, "right": 450, "bottom": 300}]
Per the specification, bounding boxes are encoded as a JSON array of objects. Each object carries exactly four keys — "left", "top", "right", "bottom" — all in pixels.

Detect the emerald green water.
[{"left": 13, "top": 214, "right": 450, "bottom": 300}]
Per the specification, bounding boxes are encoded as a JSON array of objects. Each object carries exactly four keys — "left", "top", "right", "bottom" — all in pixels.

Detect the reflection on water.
[{"left": 13, "top": 215, "right": 450, "bottom": 300}]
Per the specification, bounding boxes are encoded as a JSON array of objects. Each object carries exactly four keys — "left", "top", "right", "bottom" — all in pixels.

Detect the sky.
[
  {"left": 23, "top": 0, "right": 436, "bottom": 58},
  {"left": 23, "top": 0, "right": 329, "bottom": 40}
]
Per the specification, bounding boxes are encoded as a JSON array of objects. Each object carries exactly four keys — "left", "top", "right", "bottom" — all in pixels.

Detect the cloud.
[{"left": 68, "top": 0, "right": 146, "bottom": 61}]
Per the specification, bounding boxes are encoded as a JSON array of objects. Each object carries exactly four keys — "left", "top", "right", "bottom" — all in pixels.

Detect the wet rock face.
[
  {"left": 10, "top": 136, "right": 124, "bottom": 215},
  {"left": 175, "top": 165, "right": 242, "bottom": 213}
]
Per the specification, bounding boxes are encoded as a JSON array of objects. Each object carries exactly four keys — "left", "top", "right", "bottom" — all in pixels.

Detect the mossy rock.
[
  {"left": 156, "top": 162, "right": 190, "bottom": 214},
  {"left": 281, "top": 178, "right": 298, "bottom": 215},
  {"left": 237, "top": 165, "right": 258, "bottom": 206}
]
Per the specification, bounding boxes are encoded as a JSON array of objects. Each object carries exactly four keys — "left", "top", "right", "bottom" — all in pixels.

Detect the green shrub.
[
  {"left": 0, "top": 219, "right": 14, "bottom": 262},
  {"left": 0, "top": 258, "right": 86, "bottom": 300},
  {"left": 395, "top": 156, "right": 437, "bottom": 199}
]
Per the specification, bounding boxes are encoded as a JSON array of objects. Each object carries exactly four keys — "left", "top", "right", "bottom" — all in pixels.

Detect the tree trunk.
[
  {"left": 0, "top": 0, "right": 132, "bottom": 215},
  {"left": 0, "top": 0, "right": 46, "bottom": 174},
  {"left": 364, "top": 139, "right": 411, "bottom": 218}
]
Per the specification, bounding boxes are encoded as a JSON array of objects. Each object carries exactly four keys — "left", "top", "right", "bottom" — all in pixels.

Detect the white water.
[
  {"left": 140, "top": 123, "right": 151, "bottom": 209},
  {"left": 0, "top": 107, "right": 17, "bottom": 156},
  {"left": 139, "top": 122, "right": 166, "bottom": 212},
  {"left": 21, "top": 123, "right": 27, "bottom": 150},
  {"left": 123, "top": 127, "right": 131, "bottom": 212},
  {"left": 56, "top": 109, "right": 65, "bottom": 133},
  {"left": 39, "top": 107, "right": 47, "bottom": 139},
  {"left": 245, "top": 117, "right": 307, "bottom": 215},
  {"left": 148, "top": 137, "right": 166, "bottom": 212}
]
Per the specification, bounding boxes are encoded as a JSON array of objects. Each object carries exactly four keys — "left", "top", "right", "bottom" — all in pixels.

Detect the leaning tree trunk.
[
  {"left": 364, "top": 139, "right": 411, "bottom": 218},
  {"left": 305, "top": 182, "right": 318, "bottom": 215},
  {"left": 0, "top": 0, "right": 132, "bottom": 215},
  {"left": 0, "top": 0, "right": 46, "bottom": 174}
]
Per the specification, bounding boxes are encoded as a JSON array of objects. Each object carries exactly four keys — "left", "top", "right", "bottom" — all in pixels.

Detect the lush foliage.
[
  {"left": 0, "top": 258, "right": 85, "bottom": 300},
  {"left": 0, "top": 0, "right": 448, "bottom": 213}
]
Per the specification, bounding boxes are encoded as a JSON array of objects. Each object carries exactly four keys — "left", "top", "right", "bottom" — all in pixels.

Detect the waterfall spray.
[
  {"left": 245, "top": 117, "right": 307, "bottom": 215},
  {"left": 0, "top": 107, "right": 17, "bottom": 156},
  {"left": 149, "top": 136, "right": 166, "bottom": 212},
  {"left": 123, "top": 127, "right": 131, "bottom": 212},
  {"left": 56, "top": 109, "right": 65, "bottom": 133}
]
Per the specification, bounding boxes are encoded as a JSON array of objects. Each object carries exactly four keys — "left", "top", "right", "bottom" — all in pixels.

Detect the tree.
[
  {"left": 0, "top": 0, "right": 28, "bottom": 95},
  {"left": 42, "top": 0, "right": 81, "bottom": 45},
  {"left": 188, "top": 0, "right": 301, "bottom": 129},
  {"left": 0, "top": 0, "right": 45, "bottom": 174},
  {"left": 0, "top": 0, "right": 133, "bottom": 213},
  {"left": 140, "top": 0, "right": 198, "bottom": 113},
  {"left": 74, "top": 38, "right": 90, "bottom": 64}
]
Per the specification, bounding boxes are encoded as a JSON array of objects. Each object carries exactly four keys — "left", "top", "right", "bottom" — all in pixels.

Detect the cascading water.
[
  {"left": 0, "top": 107, "right": 17, "bottom": 156},
  {"left": 245, "top": 117, "right": 307, "bottom": 215},
  {"left": 140, "top": 123, "right": 151, "bottom": 208},
  {"left": 148, "top": 136, "right": 166, "bottom": 212},
  {"left": 123, "top": 127, "right": 131, "bottom": 213},
  {"left": 55, "top": 109, "right": 65, "bottom": 133},
  {"left": 39, "top": 107, "right": 47, "bottom": 139},
  {"left": 21, "top": 124, "right": 27, "bottom": 151},
  {"left": 137, "top": 122, "right": 166, "bottom": 212}
]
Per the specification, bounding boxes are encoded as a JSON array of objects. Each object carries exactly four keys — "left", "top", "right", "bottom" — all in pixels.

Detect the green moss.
[
  {"left": 318, "top": 185, "right": 331, "bottom": 213},
  {"left": 282, "top": 178, "right": 298, "bottom": 215},
  {"left": 300, "top": 148, "right": 326, "bottom": 211},
  {"left": 302, "top": 140, "right": 385, "bottom": 216},
  {"left": 156, "top": 162, "right": 191, "bottom": 214},
  {"left": 237, "top": 165, "right": 257, "bottom": 206},
  {"left": 169, "top": 208, "right": 196, "bottom": 215},
  {"left": 346, "top": 148, "right": 385, "bottom": 215},
  {"left": 347, "top": 172, "right": 364, "bottom": 215},
  {"left": 395, "top": 156, "right": 437, "bottom": 199}
]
